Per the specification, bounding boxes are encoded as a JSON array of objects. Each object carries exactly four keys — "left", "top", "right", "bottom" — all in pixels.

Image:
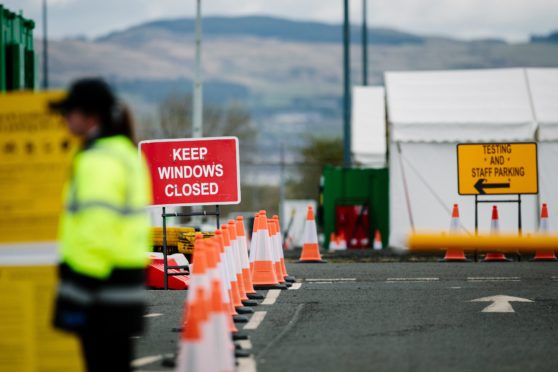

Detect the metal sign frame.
[
  {"left": 160, "top": 206, "right": 220, "bottom": 290},
  {"left": 456, "top": 142, "right": 539, "bottom": 262}
]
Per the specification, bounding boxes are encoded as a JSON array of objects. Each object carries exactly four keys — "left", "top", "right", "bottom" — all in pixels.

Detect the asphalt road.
[{"left": 134, "top": 262, "right": 558, "bottom": 372}]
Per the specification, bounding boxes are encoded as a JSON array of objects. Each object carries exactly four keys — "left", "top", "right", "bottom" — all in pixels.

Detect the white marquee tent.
[
  {"left": 351, "top": 86, "right": 386, "bottom": 168},
  {"left": 386, "top": 68, "right": 558, "bottom": 249}
]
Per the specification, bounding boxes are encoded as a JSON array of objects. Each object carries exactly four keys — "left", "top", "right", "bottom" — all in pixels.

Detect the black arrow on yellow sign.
[{"left": 474, "top": 178, "right": 511, "bottom": 194}]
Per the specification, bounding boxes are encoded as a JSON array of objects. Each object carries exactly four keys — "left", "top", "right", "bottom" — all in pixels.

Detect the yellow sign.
[
  {"left": 0, "top": 265, "right": 84, "bottom": 371},
  {"left": 457, "top": 143, "right": 538, "bottom": 195},
  {"left": 0, "top": 91, "right": 79, "bottom": 244}
]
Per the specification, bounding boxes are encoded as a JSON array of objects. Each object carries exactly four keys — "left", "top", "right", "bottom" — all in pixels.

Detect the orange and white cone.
[
  {"left": 249, "top": 212, "right": 263, "bottom": 271},
  {"left": 236, "top": 216, "right": 263, "bottom": 300},
  {"left": 176, "top": 287, "right": 211, "bottom": 372},
  {"left": 228, "top": 219, "right": 259, "bottom": 306},
  {"left": 442, "top": 204, "right": 468, "bottom": 262},
  {"left": 533, "top": 203, "right": 557, "bottom": 261},
  {"left": 273, "top": 215, "right": 295, "bottom": 283},
  {"left": 251, "top": 214, "right": 287, "bottom": 289},
  {"left": 268, "top": 219, "right": 287, "bottom": 286},
  {"left": 222, "top": 226, "right": 254, "bottom": 315},
  {"left": 483, "top": 205, "right": 510, "bottom": 262},
  {"left": 204, "top": 239, "right": 239, "bottom": 334},
  {"left": 209, "top": 279, "right": 236, "bottom": 372},
  {"left": 373, "top": 229, "right": 383, "bottom": 251},
  {"left": 298, "top": 206, "right": 326, "bottom": 263},
  {"left": 215, "top": 230, "right": 248, "bottom": 323}
]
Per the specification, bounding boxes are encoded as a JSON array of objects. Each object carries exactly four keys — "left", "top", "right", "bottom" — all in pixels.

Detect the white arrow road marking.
[{"left": 470, "top": 295, "right": 533, "bottom": 313}]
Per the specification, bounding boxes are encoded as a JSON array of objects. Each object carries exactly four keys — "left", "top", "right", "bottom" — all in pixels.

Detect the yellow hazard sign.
[
  {"left": 0, "top": 91, "right": 79, "bottom": 245},
  {"left": 457, "top": 143, "right": 538, "bottom": 195}
]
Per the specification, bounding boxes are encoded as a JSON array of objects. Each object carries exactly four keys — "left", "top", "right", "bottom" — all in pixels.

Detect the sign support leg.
[
  {"left": 474, "top": 195, "right": 478, "bottom": 262},
  {"left": 517, "top": 194, "right": 522, "bottom": 262},
  {"left": 216, "top": 205, "right": 220, "bottom": 229},
  {"left": 162, "top": 206, "right": 168, "bottom": 290}
]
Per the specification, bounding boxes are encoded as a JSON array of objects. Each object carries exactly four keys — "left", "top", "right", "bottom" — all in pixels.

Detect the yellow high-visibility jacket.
[
  {"left": 54, "top": 135, "right": 152, "bottom": 334},
  {"left": 59, "top": 135, "right": 152, "bottom": 278}
]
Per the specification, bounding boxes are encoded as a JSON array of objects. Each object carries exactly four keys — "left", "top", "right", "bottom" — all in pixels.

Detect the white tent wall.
[
  {"left": 538, "top": 144, "right": 558, "bottom": 231},
  {"left": 385, "top": 68, "right": 547, "bottom": 249},
  {"left": 351, "top": 86, "right": 386, "bottom": 167},
  {"left": 389, "top": 143, "right": 538, "bottom": 249},
  {"left": 530, "top": 68, "right": 558, "bottom": 231}
]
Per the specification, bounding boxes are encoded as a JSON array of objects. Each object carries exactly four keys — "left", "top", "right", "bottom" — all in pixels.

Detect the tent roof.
[
  {"left": 527, "top": 68, "right": 558, "bottom": 141},
  {"left": 385, "top": 68, "right": 537, "bottom": 142},
  {"left": 351, "top": 86, "right": 386, "bottom": 166}
]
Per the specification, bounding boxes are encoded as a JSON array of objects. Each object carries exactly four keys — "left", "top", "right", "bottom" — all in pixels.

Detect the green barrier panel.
[{"left": 321, "top": 165, "right": 389, "bottom": 249}]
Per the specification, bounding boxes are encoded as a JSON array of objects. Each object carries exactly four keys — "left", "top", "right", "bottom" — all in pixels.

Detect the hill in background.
[{"left": 41, "top": 16, "right": 558, "bottom": 150}]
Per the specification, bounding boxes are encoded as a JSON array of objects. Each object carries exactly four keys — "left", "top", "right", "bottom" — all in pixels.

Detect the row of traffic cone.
[
  {"left": 329, "top": 229, "right": 383, "bottom": 251},
  {"left": 443, "top": 203, "right": 557, "bottom": 262},
  {"left": 176, "top": 213, "right": 298, "bottom": 371}
]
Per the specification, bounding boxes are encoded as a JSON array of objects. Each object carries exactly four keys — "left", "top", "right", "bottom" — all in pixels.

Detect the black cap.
[{"left": 50, "top": 78, "right": 116, "bottom": 115}]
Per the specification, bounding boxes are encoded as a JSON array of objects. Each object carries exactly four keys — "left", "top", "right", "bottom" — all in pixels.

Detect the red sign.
[{"left": 139, "top": 137, "right": 241, "bottom": 206}]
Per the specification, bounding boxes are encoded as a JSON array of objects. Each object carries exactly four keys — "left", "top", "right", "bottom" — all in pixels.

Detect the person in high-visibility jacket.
[{"left": 50, "top": 78, "right": 152, "bottom": 372}]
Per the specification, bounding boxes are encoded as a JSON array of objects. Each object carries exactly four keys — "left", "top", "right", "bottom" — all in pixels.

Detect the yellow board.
[
  {"left": 457, "top": 143, "right": 538, "bottom": 195},
  {"left": 0, "top": 265, "right": 84, "bottom": 371},
  {"left": 0, "top": 91, "right": 79, "bottom": 244}
]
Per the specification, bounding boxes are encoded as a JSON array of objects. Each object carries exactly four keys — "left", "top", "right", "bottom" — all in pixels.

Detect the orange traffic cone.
[
  {"left": 483, "top": 205, "right": 510, "bottom": 262},
  {"left": 268, "top": 219, "right": 286, "bottom": 285},
  {"left": 209, "top": 279, "right": 236, "bottom": 372},
  {"left": 442, "top": 204, "right": 468, "bottom": 262},
  {"left": 222, "top": 226, "right": 254, "bottom": 315},
  {"left": 236, "top": 216, "right": 263, "bottom": 300},
  {"left": 204, "top": 239, "right": 239, "bottom": 334},
  {"left": 215, "top": 230, "right": 249, "bottom": 323},
  {"left": 273, "top": 215, "right": 295, "bottom": 283},
  {"left": 533, "top": 203, "right": 557, "bottom": 261},
  {"left": 176, "top": 287, "right": 209, "bottom": 372},
  {"left": 298, "top": 206, "right": 326, "bottom": 263},
  {"left": 251, "top": 214, "right": 287, "bottom": 289},
  {"left": 228, "top": 219, "right": 259, "bottom": 306},
  {"left": 249, "top": 212, "right": 263, "bottom": 271},
  {"left": 225, "top": 223, "right": 248, "bottom": 301},
  {"left": 373, "top": 229, "right": 383, "bottom": 250}
]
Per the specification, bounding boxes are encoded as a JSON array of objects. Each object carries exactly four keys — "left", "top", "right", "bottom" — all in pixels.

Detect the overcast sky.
[{"left": 5, "top": 0, "right": 558, "bottom": 41}]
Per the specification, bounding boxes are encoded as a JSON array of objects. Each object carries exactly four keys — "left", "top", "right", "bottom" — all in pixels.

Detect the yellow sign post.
[{"left": 457, "top": 143, "right": 538, "bottom": 195}]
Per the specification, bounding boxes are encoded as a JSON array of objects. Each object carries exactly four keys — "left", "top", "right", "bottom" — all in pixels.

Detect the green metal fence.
[{"left": 0, "top": 5, "right": 37, "bottom": 92}]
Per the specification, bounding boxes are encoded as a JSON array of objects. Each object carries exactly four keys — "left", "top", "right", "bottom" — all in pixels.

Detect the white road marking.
[
  {"left": 261, "top": 289, "right": 281, "bottom": 305},
  {"left": 306, "top": 278, "right": 356, "bottom": 282},
  {"left": 130, "top": 355, "right": 163, "bottom": 368},
  {"left": 470, "top": 295, "right": 533, "bottom": 313},
  {"left": 450, "top": 286, "right": 462, "bottom": 289},
  {"left": 289, "top": 282, "right": 302, "bottom": 290},
  {"left": 386, "top": 277, "right": 439, "bottom": 282},
  {"left": 309, "top": 281, "right": 333, "bottom": 284},
  {"left": 467, "top": 277, "right": 520, "bottom": 282},
  {"left": 244, "top": 311, "right": 267, "bottom": 330},
  {"left": 552, "top": 276, "right": 558, "bottom": 281},
  {"left": 130, "top": 336, "right": 141, "bottom": 339},
  {"left": 238, "top": 339, "right": 253, "bottom": 350},
  {"left": 143, "top": 313, "right": 163, "bottom": 318},
  {"left": 237, "top": 356, "right": 257, "bottom": 372}
]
